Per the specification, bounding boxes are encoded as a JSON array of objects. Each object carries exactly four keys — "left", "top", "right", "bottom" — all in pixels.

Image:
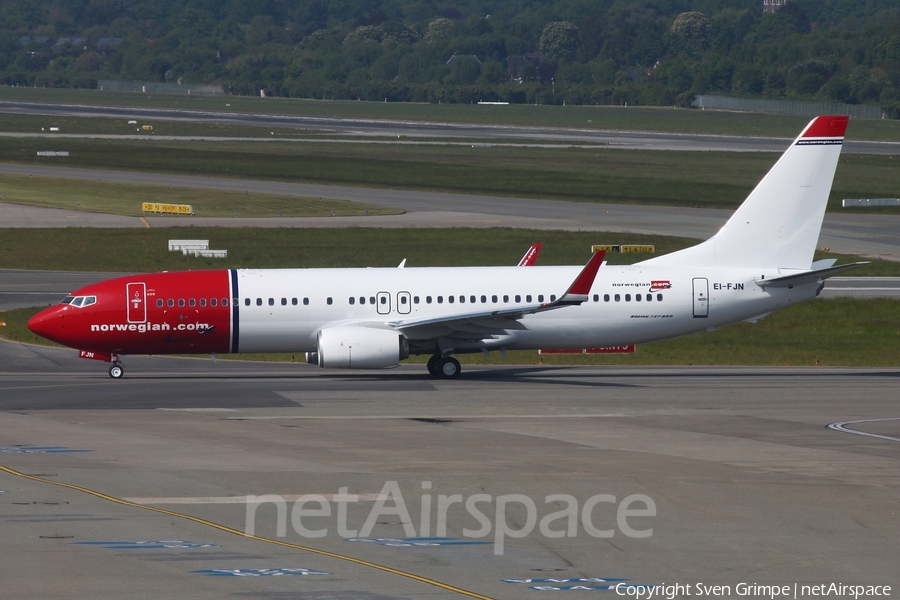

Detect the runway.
[
  {"left": 1, "top": 340, "right": 898, "bottom": 599},
  {"left": 3, "top": 100, "right": 900, "bottom": 155},
  {"left": 2, "top": 162, "right": 900, "bottom": 261}
]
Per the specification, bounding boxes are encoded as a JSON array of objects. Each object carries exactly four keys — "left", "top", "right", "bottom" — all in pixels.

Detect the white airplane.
[{"left": 28, "top": 115, "right": 861, "bottom": 379}]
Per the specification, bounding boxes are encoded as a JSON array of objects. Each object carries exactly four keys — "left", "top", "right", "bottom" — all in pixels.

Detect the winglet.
[
  {"left": 551, "top": 250, "right": 605, "bottom": 306},
  {"left": 517, "top": 243, "right": 542, "bottom": 266}
]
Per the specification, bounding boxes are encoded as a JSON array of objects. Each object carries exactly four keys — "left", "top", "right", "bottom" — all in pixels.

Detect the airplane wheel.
[
  {"left": 108, "top": 364, "right": 124, "bottom": 379},
  {"left": 436, "top": 357, "right": 461, "bottom": 379},
  {"left": 426, "top": 355, "right": 440, "bottom": 376}
]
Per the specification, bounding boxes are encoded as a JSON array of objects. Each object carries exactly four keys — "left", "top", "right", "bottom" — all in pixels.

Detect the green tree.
[
  {"left": 671, "top": 12, "right": 710, "bottom": 53},
  {"left": 539, "top": 21, "right": 579, "bottom": 63}
]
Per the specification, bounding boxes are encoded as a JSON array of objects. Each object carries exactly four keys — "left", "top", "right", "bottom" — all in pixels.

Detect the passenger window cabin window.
[
  {"left": 437, "top": 296, "right": 444, "bottom": 304},
  {"left": 223, "top": 299, "right": 229, "bottom": 307},
  {"left": 458, "top": 296, "right": 463, "bottom": 303},
  {"left": 360, "top": 297, "right": 365, "bottom": 305},
  {"left": 492, "top": 295, "right": 498, "bottom": 303},
  {"left": 625, "top": 294, "right": 631, "bottom": 302},
  {"left": 189, "top": 299, "right": 196, "bottom": 307},
  {"left": 526, "top": 295, "right": 532, "bottom": 302},
  {"left": 515, "top": 295, "right": 521, "bottom": 302},
  {"left": 380, "top": 296, "right": 387, "bottom": 305},
  {"left": 303, "top": 298, "right": 309, "bottom": 305},
  {"left": 550, "top": 295, "right": 556, "bottom": 302},
  {"left": 281, "top": 298, "right": 287, "bottom": 306},
  {"left": 349, "top": 297, "right": 355, "bottom": 305},
  {"left": 200, "top": 298, "right": 206, "bottom": 307},
  {"left": 426, "top": 296, "right": 432, "bottom": 304},
  {"left": 157, "top": 299, "right": 163, "bottom": 308},
  {"left": 657, "top": 294, "right": 663, "bottom": 301},
  {"left": 615, "top": 294, "right": 621, "bottom": 302},
  {"left": 168, "top": 299, "right": 175, "bottom": 307},
  {"left": 178, "top": 299, "right": 185, "bottom": 307},
  {"left": 369, "top": 297, "right": 376, "bottom": 305},
  {"left": 481, "top": 295, "right": 487, "bottom": 303},
  {"left": 636, "top": 294, "right": 641, "bottom": 302},
  {"left": 414, "top": 296, "right": 420, "bottom": 304},
  {"left": 604, "top": 294, "right": 610, "bottom": 302},
  {"left": 244, "top": 298, "right": 250, "bottom": 306},
  {"left": 448, "top": 296, "right": 454, "bottom": 304},
  {"left": 538, "top": 295, "right": 544, "bottom": 302},
  {"left": 503, "top": 295, "right": 509, "bottom": 303},
  {"left": 292, "top": 298, "right": 297, "bottom": 306},
  {"left": 593, "top": 294, "right": 599, "bottom": 302},
  {"left": 647, "top": 294, "right": 652, "bottom": 302},
  {"left": 256, "top": 298, "right": 262, "bottom": 306},
  {"left": 268, "top": 298, "right": 274, "bottom": 306},
  {"left": 401, "top": 296, "right": 407, "bottom": 305},
  {"left": 470, "top": 295, "right": 476, "bottom": 303},
  {"left": 327, "top": 297, "right": 333, "bottom": 305},
  {"left": 211, "top": 298, "right": 217, "bottom": 307}
]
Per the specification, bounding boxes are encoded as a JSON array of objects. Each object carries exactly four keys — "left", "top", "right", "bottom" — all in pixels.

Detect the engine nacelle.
[{"left": 309, "top": 326, "right": 409, "bottom": 369}]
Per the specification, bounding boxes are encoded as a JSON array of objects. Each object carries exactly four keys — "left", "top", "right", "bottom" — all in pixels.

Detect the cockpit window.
[{"left": 65, "top": 295, "right": 97, "bottom": 308}]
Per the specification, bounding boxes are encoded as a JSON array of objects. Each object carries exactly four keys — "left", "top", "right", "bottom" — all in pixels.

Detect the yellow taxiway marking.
[
  {"left": 140, "top": 216, "right": 151, "bottom": 228},
  {"left": 0, "top": 464, "right": 494, "bottom": 600}
]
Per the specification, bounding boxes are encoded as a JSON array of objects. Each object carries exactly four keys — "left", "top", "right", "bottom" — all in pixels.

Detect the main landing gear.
[
  {"left": 427, "top": 355, "right": 461, "bottom": 379},
  {"left": 108, "top": 363, "right": 124, "bottom": 379}
]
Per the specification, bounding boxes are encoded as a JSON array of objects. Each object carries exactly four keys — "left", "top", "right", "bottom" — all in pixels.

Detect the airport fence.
[
  {"left": 97, "top": 80, "right": 224, "bottom": 96},
  {"left": 692, "top": 95, "right": 886, "bottom": 120}
]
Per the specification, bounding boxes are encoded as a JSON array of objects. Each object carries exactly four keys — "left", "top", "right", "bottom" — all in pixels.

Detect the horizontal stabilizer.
[{"left": 756, "top": 262, "right": 868, "bottom": 288}]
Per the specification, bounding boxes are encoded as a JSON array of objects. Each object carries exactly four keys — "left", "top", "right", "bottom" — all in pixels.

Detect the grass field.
[
  {"left": 0, "top": 174, "right": 399, "bottom": 218},
  {"left": 0, "top": 227, "right": 896, "bottom": 276},
  {"left": 2, "top": 138, "right": 897, "bottom": 213},
  {"left": 4, "top": 297, "right": 898, "bottom": 366},
  {"left": 2, "top": 86, "right": 899, "bottom": 140}
]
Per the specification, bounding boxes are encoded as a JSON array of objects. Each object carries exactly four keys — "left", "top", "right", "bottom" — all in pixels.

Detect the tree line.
[{"left": 1, "top": 0, "right": 898, "bottom": 116}]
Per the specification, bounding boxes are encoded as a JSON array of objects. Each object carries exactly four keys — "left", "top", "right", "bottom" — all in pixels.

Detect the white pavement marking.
[{"left": 826, "top": 418, "right": 900, "bottom": 443}]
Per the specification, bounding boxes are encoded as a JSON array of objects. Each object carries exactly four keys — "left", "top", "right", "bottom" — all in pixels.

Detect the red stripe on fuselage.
[{"left": 28, "top": 270, "right": 232, "bottom": 355}]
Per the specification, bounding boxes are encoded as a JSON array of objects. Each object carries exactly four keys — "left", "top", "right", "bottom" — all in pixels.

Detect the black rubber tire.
[
  {"left": 436, "top": 357, "right": 461, "bottom": 379},
  {"left": 108, "top": 364, "right": 124, "bottom": 379},
  {"left": 426, "top": 355, "right": 440, "bottom": 376}
]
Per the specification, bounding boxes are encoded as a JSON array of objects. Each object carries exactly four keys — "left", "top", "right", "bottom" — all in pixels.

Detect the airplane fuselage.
[{"left": 32, "top": 265, "right": 818, "bottom": 357}]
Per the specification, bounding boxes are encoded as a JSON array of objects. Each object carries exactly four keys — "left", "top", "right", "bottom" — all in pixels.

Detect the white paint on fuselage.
[{"left": 233, "top": 265, "right": 818, "bottom": 354}]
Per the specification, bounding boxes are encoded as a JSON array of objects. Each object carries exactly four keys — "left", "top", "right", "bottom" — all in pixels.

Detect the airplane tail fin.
[{"left": 641, "top": 115, "right": 848, "bottom": 270}]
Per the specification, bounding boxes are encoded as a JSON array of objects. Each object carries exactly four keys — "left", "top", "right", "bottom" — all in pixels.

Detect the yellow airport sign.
[
  {"left": 592, "top": 244, "right": 655, "bottom": 253},
  {"left": 142, "top": 203, "right": 194, "bottom": 215}
]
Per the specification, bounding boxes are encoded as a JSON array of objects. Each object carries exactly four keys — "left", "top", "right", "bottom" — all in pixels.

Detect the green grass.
[
  {"left": 2, "top": 87, "right": 899, "bottom": 140},
  {"left": 0, "top": 227, "right": 895, "bottom": 275},
  {"left": 2, "top": 139, "right": 897, "bottom": 213},
  {"left": 0, "top": 174, "right": 400, "bottom": 218},
  {"left": 0, "top": 112, "right": 321, "bottom": 138},
  {"left": 4, "top": 298, "right": 898, "bottom": 366}
]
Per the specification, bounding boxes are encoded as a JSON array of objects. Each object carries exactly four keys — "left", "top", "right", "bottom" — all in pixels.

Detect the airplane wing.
[
  {"left": 517, "top": 243, "right": 542, "bottom": 266},
  {"left": 391, "top": 250, "right": 605, "bottom": 339}
]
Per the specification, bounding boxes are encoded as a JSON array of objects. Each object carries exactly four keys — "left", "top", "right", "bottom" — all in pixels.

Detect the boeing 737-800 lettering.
[{"left": 28, "top": 116, "right": 862, "bottom": 379}]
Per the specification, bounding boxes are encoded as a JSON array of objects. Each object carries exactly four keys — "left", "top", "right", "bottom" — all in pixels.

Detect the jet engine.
[{"left": 306, "top": 326, "right": 409, "bottom": 369}]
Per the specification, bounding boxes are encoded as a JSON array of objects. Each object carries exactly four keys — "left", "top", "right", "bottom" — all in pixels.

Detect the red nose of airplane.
[{"left": 28, "top": 305, "right": 71, "bottom": 346}]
